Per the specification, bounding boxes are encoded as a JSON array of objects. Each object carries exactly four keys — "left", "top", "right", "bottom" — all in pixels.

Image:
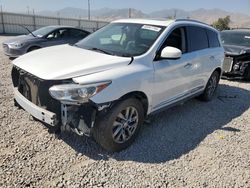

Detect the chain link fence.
[{"left": 0, "top": 11, "right": 109, "bottom": 34}]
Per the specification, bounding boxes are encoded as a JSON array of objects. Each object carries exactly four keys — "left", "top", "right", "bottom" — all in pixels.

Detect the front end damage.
[
  {"left": 222, "top": 46, "right": 250, "bottom": 79},
  {"left": 223, "top": 54, "right": 250, "bottom": 78},
  {"left": 12, "top": 66, "right": 112, "bottom": 136}
]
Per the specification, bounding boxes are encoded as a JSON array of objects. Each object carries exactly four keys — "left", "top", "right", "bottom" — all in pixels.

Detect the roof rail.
[{"left": 175, "top": 19, "right": 211, "bottom": 27}]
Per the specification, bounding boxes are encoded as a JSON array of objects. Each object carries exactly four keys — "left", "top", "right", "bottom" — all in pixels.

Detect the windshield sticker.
[
  {"left": 141, "top": 25, "right": 161, "bottom": 32},
  {"left": 245, "top": 36, "right": 250, "bottom": 39}
]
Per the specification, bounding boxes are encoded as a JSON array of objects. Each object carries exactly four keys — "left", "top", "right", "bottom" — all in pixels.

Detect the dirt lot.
[{"left": 0, "top": 35, "right": 250, "bottom": 188}]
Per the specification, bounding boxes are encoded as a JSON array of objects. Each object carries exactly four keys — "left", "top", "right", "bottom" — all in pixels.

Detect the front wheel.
[
  {"left": 93, "top": 98, "right": 145, "bottom": 152},
  {"left": 198, "top": 71, "right": 220, "bottom": 101}
]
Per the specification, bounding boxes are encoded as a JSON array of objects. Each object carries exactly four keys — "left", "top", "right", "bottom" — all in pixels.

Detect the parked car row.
[{"left": 2, "top": 19, "right": 246, "bottom": 151}]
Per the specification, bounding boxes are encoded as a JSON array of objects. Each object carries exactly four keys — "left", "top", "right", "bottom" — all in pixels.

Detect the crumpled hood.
[
  {"left": 13, "top": 44, "right": 131, "bottom": 80},
  {"left": 3, "top": 35, "right": 37, "bottom": 44},
  {"left": 224, "top": 45, "right": 250, "bottom": 56}
]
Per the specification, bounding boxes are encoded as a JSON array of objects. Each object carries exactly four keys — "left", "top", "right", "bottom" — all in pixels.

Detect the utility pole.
[
  {"left": 88, "top": 0, "right": 90, "bottom": 20},
  {"left": 128, "top": 8, "right": 132, "bottom": 18},
  {"left": 27, "top": 6, "right": 30, "bottom": 15},
  {"left": 32, "top": 9, "right": 36, "bottom": 30},
  {"left": 173, "top": 9, "right": 177, "bottom": 19},
  {"left": 1, "top": 5, "right": 5, "bottom": 34}
]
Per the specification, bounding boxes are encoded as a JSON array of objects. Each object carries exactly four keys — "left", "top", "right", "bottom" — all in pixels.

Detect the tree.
[{"left": 212, "top": 16, "right": 231, "bottom": 31}]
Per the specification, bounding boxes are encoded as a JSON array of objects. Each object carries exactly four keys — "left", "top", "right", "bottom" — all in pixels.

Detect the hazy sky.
[{"left": 1, "top": 0, "right": 250, "bottom": 15}]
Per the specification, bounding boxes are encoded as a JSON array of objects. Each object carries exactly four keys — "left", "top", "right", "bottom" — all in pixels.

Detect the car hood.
[
  {"left": 13, "top": 44, "right": 131, "bottom": 80},
  {"left": 3, "top": 35, "right": 38, "bottom": 44},
  {"left": 224, "top": 45, "right": 250, "bottom": 56}
]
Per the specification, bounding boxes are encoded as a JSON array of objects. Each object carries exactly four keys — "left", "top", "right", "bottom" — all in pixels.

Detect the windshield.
[
  {"left": 221, "top": 31, "right": 250, "bottom": 47},
  {"left": 31, "top": 26, "right": 57, "bottom": 37},
  {"left": 75, "top": 23, "right": 165, "bottom": 57}
]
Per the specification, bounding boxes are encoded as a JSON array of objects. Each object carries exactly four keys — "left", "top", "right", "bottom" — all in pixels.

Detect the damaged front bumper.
[
  {"left": 12, "top": 66, "right": 113, "bottom": 136},
  {"left": 14, "top": 87, "right": 58, "bottom": 126}
]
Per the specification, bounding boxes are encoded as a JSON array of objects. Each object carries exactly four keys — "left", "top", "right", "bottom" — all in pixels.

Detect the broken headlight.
[{"left": 49, "top": 81, "right": 111, "bottom": 104}]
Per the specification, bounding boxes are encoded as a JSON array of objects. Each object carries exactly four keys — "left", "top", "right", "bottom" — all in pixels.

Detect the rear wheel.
[
  {"left": 93, "top": 98, "right": 144, "bottom": 152},
  {"left": 198, "top": 71, "right": 220, "bottom": 101}
]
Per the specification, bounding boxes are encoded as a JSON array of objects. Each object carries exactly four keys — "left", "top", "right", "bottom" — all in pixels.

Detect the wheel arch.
[
  {"left": 214, "top": 67, "right": 222, "bottom": 77},
  {"left": 27, "top": 45, "right": 41, "bottom": 52},
  {"left": 118, "top": 91, "right": 149, "bottom": 116}
]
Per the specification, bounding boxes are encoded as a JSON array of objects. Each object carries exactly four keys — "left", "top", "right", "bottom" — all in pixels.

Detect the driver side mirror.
[{"left": 160, "top": 46, "right": 182, "bottom": 59}]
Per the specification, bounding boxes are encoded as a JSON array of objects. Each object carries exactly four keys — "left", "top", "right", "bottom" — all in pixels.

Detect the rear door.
[{"left": 185, "top": 26, "right": 210, "bottom": 91}]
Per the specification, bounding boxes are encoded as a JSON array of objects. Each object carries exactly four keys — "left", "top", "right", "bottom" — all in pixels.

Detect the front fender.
[{"left": 73, "top": 64, "right": 154, "bottom": 114}]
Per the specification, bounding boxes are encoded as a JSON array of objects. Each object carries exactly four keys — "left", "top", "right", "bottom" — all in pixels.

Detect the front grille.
[
  {"left": 223, "top": 57, "right": 233, "bottom": 72},
  {"left": 11, "top": 66, "right": 71, "bottom": 116}
]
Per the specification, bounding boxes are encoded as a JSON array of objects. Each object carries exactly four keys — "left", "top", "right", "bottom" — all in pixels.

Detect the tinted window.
[
  {"left": 186, "top": 26, "right": 209, "bottom": 52},
  {"left": 70, "top": 29, "right": 89, "bottom": 38},
  {"left": 207, "top": 30, "right": 220, "bottom": 48}
]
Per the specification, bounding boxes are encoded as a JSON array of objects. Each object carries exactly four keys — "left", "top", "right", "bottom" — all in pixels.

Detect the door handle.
[{"left": 184, "top": 63, "right": 192, "bottom": 68}]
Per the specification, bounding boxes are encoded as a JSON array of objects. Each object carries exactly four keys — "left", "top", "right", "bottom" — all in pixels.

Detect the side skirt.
[{"left": 149, "top": 90, "right": 204, "bottom": 116}]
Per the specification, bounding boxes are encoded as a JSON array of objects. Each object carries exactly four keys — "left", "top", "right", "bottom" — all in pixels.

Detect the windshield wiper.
[
  {"left": 19, "top": 25, "right": 36, "bottom": 37},
  {"left": 89, "top": 47, "right": 113, "bottom": 55}
]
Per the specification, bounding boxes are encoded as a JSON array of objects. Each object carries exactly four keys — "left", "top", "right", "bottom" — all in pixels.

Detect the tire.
[
  {"left": 198, "top": 71, "right": 220, "bottom": 102},
  {"left": 27, "top": 46, "right": 40, "bottom": 53},
  {"left": 93, "top": 98, "right": 145, "bottom": 152}
]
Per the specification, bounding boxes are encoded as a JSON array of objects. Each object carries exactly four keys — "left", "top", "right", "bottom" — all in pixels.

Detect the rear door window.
[
  {"left": 207, "top": 30, "right": 220, "bottom": 48},
  {"left": 186, "top": 26, "right": 209, "bottom": 52},
  {"left": 70, "top": 29, "right": 89, "bottom": 38}
]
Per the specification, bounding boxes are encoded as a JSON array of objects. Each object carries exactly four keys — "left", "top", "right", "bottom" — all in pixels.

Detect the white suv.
[{"left": 12, "top": 19, "right": 224, "bottom": 151}]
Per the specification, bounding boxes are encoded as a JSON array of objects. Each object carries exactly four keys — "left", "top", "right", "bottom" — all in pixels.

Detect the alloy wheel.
[{"left": 112, "top": 106, "right": 139, "bottom": 144}]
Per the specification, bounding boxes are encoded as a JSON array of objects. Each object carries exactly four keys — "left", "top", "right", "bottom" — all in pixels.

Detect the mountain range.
[{"left": 38, "top": 7, "right": 250, "bottom": 28}]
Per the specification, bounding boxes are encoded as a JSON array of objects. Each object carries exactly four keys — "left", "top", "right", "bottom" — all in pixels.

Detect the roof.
[
  {"left": 112, "top": 18, "right": 175, "bottom": 27},
  {"left": 44, "top": 25, "right": 77, "bottom": 29},
  {"left": 111, "top": 18, "right": 216, "bottom": 31}
]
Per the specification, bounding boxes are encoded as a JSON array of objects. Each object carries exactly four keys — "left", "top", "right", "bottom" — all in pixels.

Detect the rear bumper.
[{"left": 13, "top": 87, "right": 58, "bottom": 126}]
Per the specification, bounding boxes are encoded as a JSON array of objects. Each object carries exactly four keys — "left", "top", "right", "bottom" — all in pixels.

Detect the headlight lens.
[
  {"left": 8, "top": 42, "right": 24, "bottom": 49},
  {"left": 49, "top": 81, "right": 111, "bottom": 103}
]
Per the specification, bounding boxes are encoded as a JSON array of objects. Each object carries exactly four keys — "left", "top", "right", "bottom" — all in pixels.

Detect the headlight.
[
  {"left": 49, "top": 81, "right": 111, "bottom": 104},
  {"left": 8, "top": 42, "right": 24, "bottom": 49}
]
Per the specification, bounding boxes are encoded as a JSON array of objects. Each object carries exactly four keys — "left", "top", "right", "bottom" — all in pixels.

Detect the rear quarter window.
[
  {"left": 207, "top": 30, "right": 220, "bottom": 48},
  {"left": 186, "top": 26, "right": 209, "bottom": 52}
]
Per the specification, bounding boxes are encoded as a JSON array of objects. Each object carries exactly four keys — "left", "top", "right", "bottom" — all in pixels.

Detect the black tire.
[
  {"left": 93, "top": 98, "right": 145, "bottom": 152},
  {"left": 27, "top": 46, "right": 40, "bottom": 53},
  {"left": 243, "top": 65, "right": 250, "bottom": 81},
  {"left": 198, "top": 71, "right": 220, "bottom": 102}
]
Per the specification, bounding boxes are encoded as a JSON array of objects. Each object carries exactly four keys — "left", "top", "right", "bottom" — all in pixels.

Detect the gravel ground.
[{"left": 0, "top": 35, "right": 250, "bottom": 188}]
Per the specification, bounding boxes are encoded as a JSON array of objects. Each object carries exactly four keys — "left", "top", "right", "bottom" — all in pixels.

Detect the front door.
[{"left": 152, "top": 27, "right": 194, "bottom": 111}]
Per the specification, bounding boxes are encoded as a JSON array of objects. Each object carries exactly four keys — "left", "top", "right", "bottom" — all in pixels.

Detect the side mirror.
[{"left": 160, "top": 46, "right": 182, "bottom": 59}]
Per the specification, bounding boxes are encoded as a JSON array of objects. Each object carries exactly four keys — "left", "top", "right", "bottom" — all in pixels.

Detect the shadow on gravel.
[{"left": 59, "top": 84, "right": 250, "bottom": 163}]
